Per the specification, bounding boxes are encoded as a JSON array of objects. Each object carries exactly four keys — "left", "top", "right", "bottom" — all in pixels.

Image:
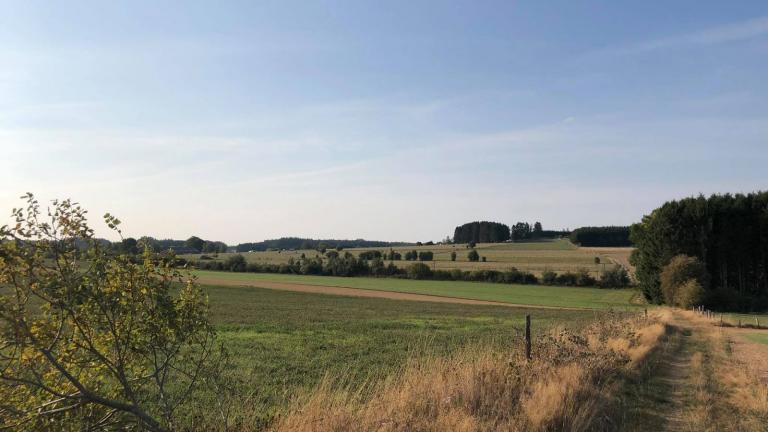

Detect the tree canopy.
[
  {"left": 569, "top": 226, "right": 631, "bottom": 247},
  {"left": 630, "top": 192, "right": 768, "bottom": 310},
  {"left": 0, "top": 194, "right": 227, "bottom": 430},
  {"left": 453, "top": 222, "right": 510, "bottom": 244}
]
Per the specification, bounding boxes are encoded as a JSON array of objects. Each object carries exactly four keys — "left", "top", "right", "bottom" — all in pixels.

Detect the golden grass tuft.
[{"left": 272, "top": 314, "right": 665, "bottom": 432}]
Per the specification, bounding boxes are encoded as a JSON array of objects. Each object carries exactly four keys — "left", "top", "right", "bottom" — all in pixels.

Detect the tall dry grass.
[
  {"left": 679, "top": 309, "right": 768, "bottom": 431},
  {"left": 272, "top": 314, "right": 667, "bottom": 432}
]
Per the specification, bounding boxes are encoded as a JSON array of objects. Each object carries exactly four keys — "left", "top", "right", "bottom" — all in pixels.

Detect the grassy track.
[
  {"left": 194, "top": 270, "right": 638, "bottom": 310},
  {"left": 202, "top": 284, "right": 599, "bottom": 427}
]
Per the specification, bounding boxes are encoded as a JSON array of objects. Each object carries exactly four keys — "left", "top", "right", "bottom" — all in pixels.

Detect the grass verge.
[{"left": 271, "top": 312, "right": 664, "bottom": 432}]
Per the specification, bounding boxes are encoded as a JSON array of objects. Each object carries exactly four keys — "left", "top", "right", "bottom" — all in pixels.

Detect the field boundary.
[{"left": 198, "top": 277, "right": 593, "bottom": 311}]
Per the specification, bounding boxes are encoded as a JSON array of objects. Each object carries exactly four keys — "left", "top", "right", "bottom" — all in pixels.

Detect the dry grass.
[
  {"left": 272, "top": 314, "right": 665, "bottom": 432},
  {"left": 678, "top": 309, "right": 768, "bottom": 431},
  {"left": 710, "top": 330, "right": 768, "bottom": 431},
  {"left": 683, "top": 351, "right": 715, "bottom": 430}
]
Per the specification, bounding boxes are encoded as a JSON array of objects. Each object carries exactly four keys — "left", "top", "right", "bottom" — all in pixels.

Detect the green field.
[
  {"left": 743, "top": 332, "right": 768, "bottom": 345},
  {"left": 721, "top": 312, "right": 768, "bottom": 328},
  {"left": 202, "top": 283, "right": 601, "bottom": 427},
  {"left": 194, "top": 270, "right": 640, "bottom": 310},
  {"left": 183, "top": 239, "right": 634, "bottom": 277}
]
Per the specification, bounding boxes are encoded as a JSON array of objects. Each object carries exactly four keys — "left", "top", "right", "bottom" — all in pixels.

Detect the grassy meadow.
[
  {"left": 201, "top": 283, "right": 601, "bottom": 427},
  {"left": 182, "top": 239, "right": 634, "bottom": 277},
  {"left": 194, "top": 270, "right": 640, "bottom": 309}
]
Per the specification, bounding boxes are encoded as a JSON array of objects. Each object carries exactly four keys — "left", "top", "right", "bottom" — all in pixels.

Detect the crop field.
[
  {"left": 194, "top": 270, "right": 640, "bottom": 310},
  {"left": 183, "top": 239, "right": 634, "bottom": 277},
  {"left": 201, "top": 283, "right": 604, "bottom": 426}
]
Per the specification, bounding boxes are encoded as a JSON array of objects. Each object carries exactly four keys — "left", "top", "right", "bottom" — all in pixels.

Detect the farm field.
[
  {"left": 193, "top": 270, "right": 640, "bottom": 310},
  {"left": 744, "top": 332, "right": 768, "bottom": 346},
  {"left": 182, "top": 239, "right": 634, "bottom": 277},
  {"left": 200, "top": 283, "right": 601, "bottom": 427},
  {"left": 721, "top": 311, "right": 768, "bottom": 328}
]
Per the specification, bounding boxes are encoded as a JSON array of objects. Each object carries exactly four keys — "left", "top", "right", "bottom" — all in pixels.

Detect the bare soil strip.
[{"left": 195, "top": 275, "right": 584, "bottom": 310}]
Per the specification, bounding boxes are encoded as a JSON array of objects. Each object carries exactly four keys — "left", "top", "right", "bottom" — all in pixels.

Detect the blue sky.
[{"left": 2, "top": 1, "right": 767, "bottom": 243}]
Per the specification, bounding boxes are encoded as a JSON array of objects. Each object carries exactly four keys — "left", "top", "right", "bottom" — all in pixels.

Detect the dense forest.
[
  {"left": 453, "top": 221, "right": 510, "bottom": 243},
  {"left": 569, "top": 226, "right": 632, "bottom": 247},
  {"left": 234, "top": 237, "right": 411, "bottom": 252},
  {"left": 631, "top": 192, "right": 768, "bottom": 311}
]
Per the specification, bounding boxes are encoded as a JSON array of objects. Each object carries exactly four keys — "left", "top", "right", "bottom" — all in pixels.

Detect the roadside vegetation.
[{"left": 273, "top": 312, "right": 666, "bottom": 432}]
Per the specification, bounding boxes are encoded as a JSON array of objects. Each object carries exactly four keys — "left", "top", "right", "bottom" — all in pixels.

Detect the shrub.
[
  {"left": 418, "top": 251, "right": 434, "bottom": 261},
  {"left": 542, "top": 270, "right": 557, "bottom": 285},
  {"left": 358, "top": 250, "right": 382, "bottom": 260},
  {"left": 556, "top": 272, "right": 578, "bottom": 286},
  {"left": 660, "top": 255, "right": 710, "bottom": 306},
  {"left": 0, "top": 195, "right": 227, "bottom": 430},
  {"left": 406, "top": 263, "right": 433, "bottom": 280},
  {"left": 575, "top": 268, "right": 597, "bottom": 286},
  {"left": 450, "top": 268, "right": 464, "bottom": 281},
  {"left": 482, "top": 256, "right": 487, "bottom": 262},
  {"left": 450, "top": 251, "right": 457, "bottom": 261},
  {"left": 599, "top": 266, "right": 630, "bottom": 288},
  {"left": 676, "top": 279, "right": 705, "bottom": 308},
  {"left": 468, "top": 249, "right": 480, "bottom": 262},
  {"left": 225, "top": 254, "right": 247, "bottom": 271}
]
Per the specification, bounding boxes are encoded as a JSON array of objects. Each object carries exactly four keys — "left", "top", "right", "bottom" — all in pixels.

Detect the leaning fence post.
[{"left": 525, "top": 314, "right": 531, "bottom": 361}]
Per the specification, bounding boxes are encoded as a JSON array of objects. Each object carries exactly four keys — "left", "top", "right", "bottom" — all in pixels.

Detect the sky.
[{"left": 1, "top": 1, "right": 767, "bottom": 244}]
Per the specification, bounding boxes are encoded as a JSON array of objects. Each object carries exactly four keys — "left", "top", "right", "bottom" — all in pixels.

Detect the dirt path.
[
  {"left": 621, "top": 318, "right": 697, "bottom": 431},
  {"left": 622, "top": 310, "right": 768, "bottom": 431},
  {"left": 195, "top": 275, "right": 584, "bottom": 310}
]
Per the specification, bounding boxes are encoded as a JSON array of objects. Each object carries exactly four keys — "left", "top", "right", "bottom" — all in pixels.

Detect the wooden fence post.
[
  {"left": 525, "top": 314, "right": 531, "bottom": 361},
  {"left": 644, "top": 308, "right": 648, "bottom": 320},
  {"left": 756, "top": 317, "right": 760, "bottom": 329},
  {"left": 738, "top": 319, "right": 741, "bottom": 328}
]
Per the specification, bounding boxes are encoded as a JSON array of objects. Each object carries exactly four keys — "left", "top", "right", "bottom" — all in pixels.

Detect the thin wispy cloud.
[
  {"left": 2, "top": 1, "right": 766, "bottom": 242},
  {"left": 635, "top": 16, "right": 768, "bottom": 52}
]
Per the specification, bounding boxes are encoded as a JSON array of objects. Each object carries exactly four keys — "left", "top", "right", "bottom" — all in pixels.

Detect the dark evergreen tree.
[
  {"left": 631, "top": 192, "right": 768, "bottom": 310},
  {"left": 453, "top": 221, "right": 510, "bottom": 244}
]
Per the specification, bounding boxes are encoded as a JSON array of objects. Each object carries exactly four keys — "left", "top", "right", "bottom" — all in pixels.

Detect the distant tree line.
[
  {"left": 453, "top": 221, "right": 568, "bottom": 244},
  {"left": 234, "top": 237, "right": 411, "bottom": 252},
  {"left": 453, "top": 221, "right": 510, "bottom": 243},
  {"left": 510, "top": 222, "right": 569, "bottom": 241},
  {"left": 94, "top": 235, "right": 228, "bottom": 255},
  {"left": 195, "top": 254, "right": 631, "bottom": 288},
  {"left": 631, "top": 192, "right": 768, "bottom": 311},
  {"left": 569, "top": 226, "right": 632, "bottom": 247}
]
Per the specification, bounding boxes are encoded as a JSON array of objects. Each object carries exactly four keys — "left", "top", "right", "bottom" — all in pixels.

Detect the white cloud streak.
[{"left": 636, "top": 16, "right": 768, "bottom": 52}]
